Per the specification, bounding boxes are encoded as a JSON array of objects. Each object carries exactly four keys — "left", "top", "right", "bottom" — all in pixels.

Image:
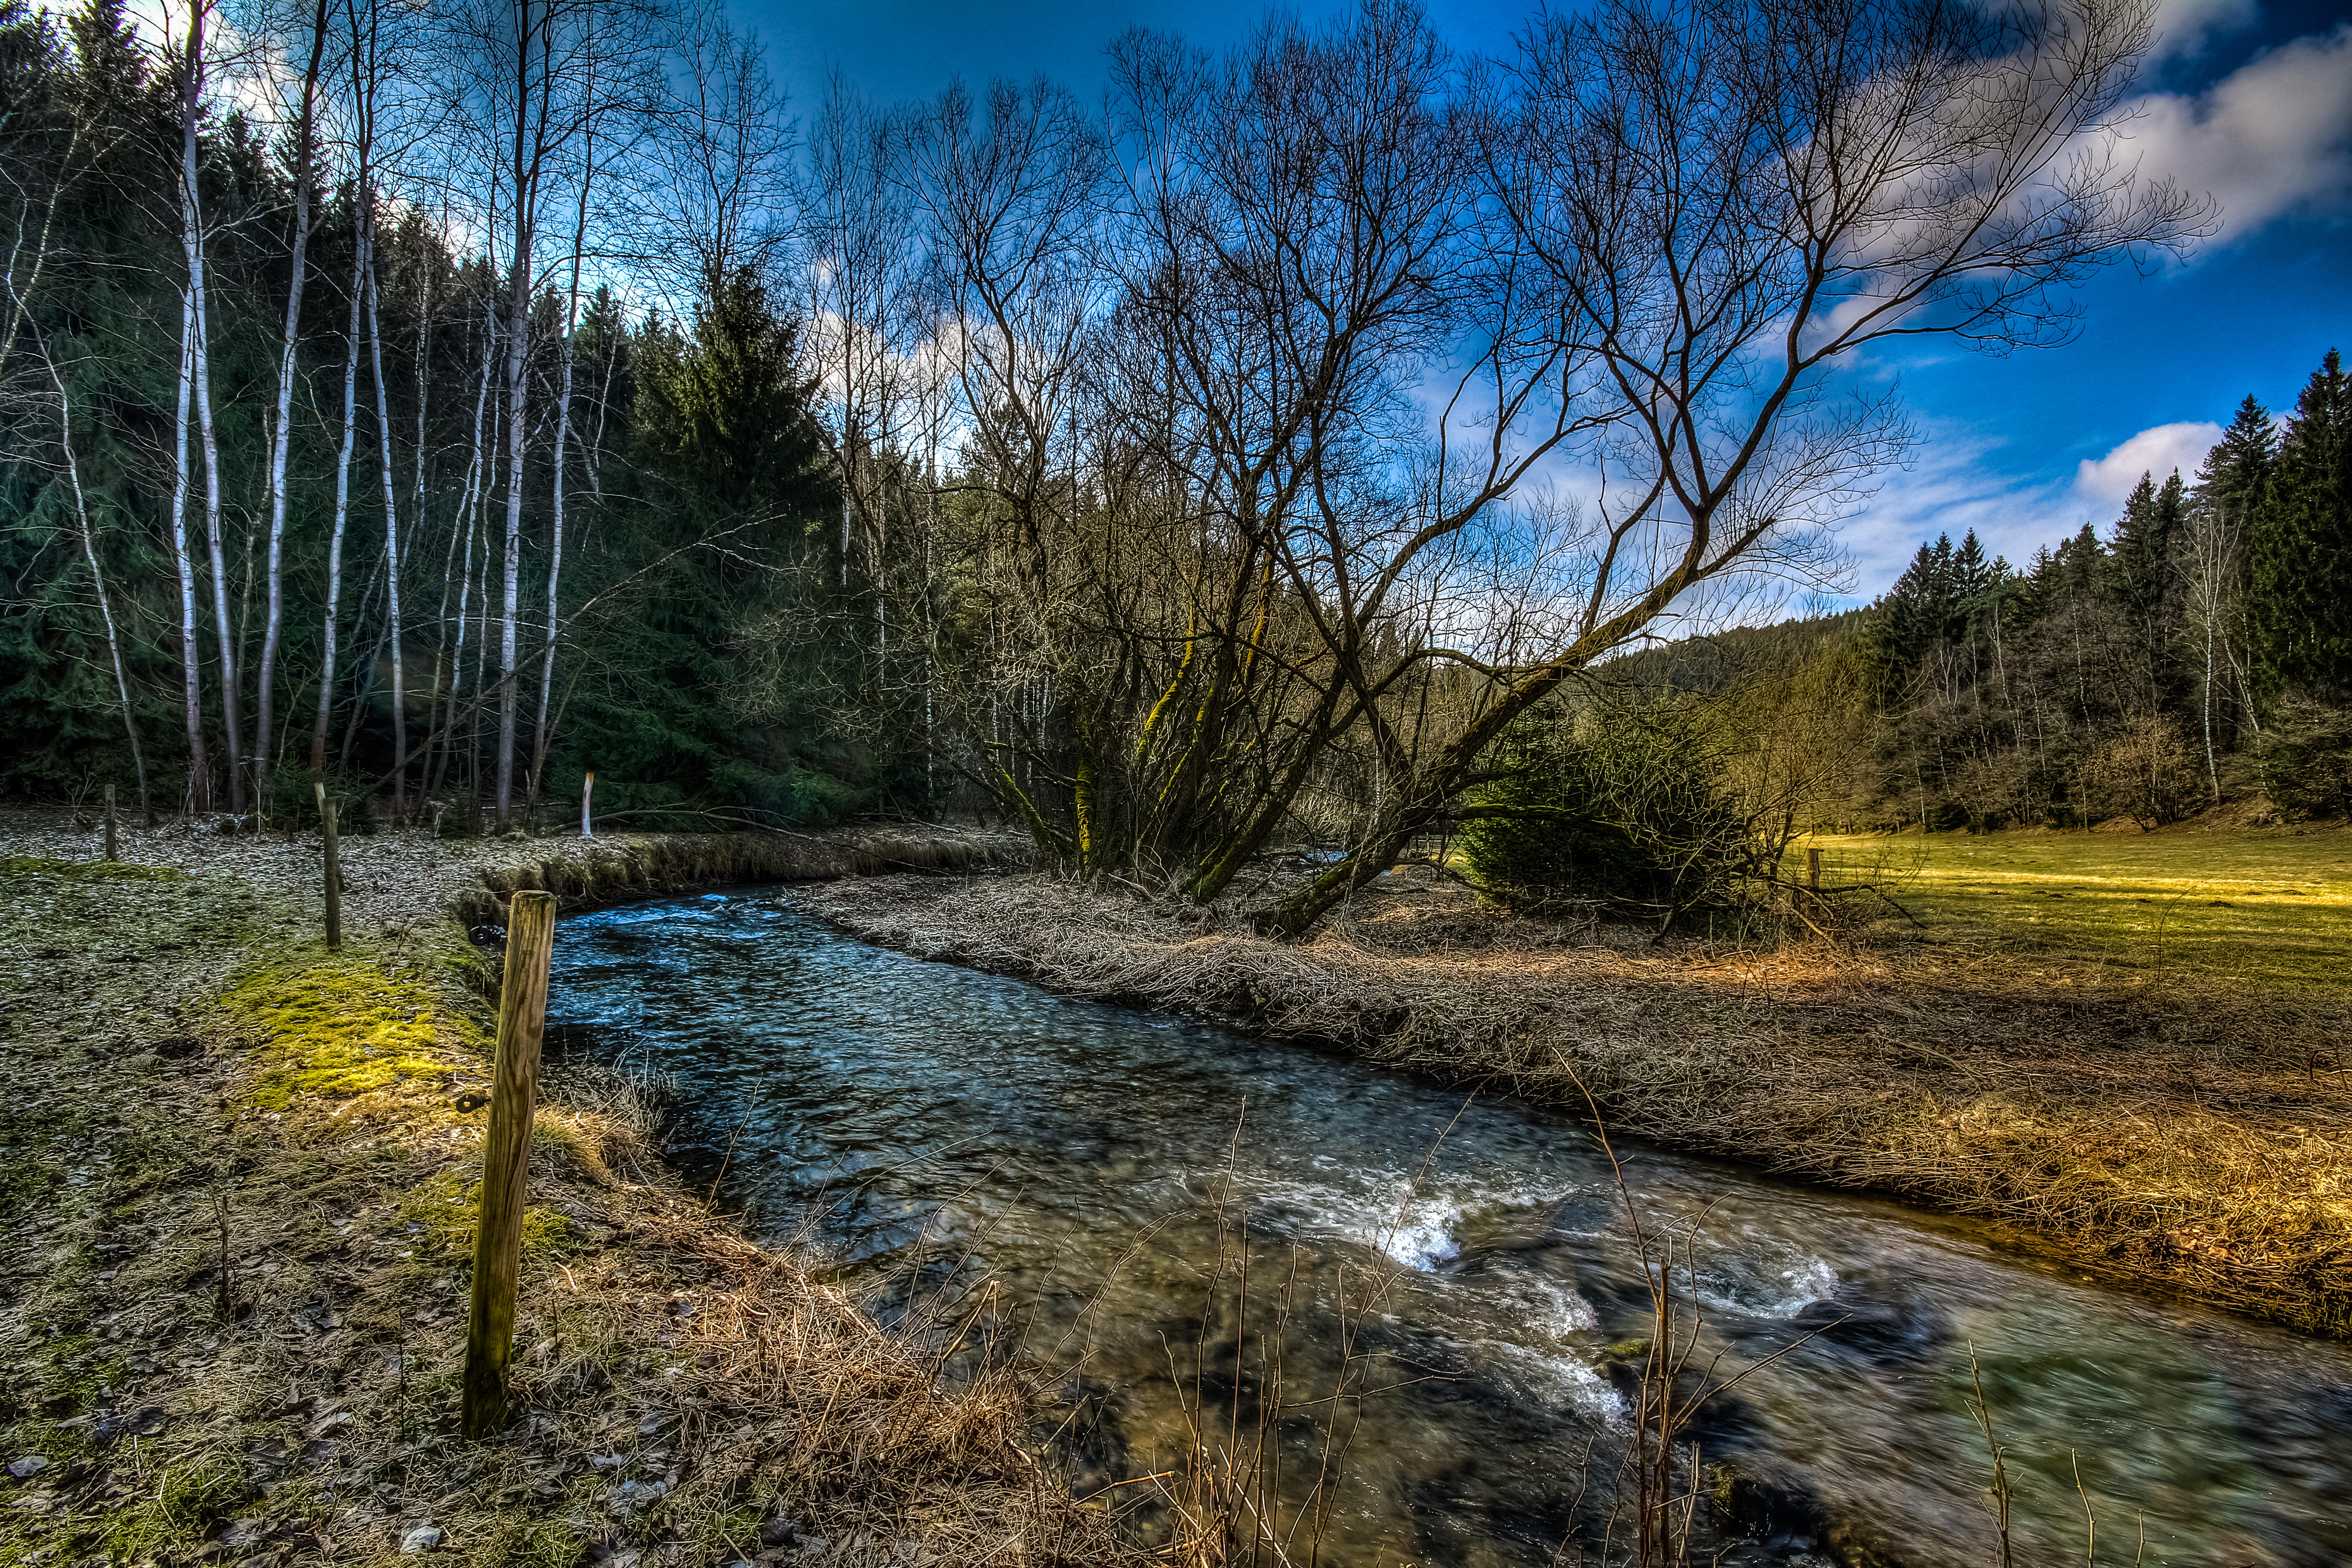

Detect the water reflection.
[{"left": 545, "top": 890, "right": 2352, "bottom": 1566}]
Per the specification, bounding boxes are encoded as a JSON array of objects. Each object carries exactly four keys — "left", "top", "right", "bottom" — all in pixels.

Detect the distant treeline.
[{"left": 1605, "top": 348, "right": 2352, "bottom": 832}]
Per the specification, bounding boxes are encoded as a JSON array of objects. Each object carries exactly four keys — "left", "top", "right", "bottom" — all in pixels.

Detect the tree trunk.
[
  {"left": 429, "top": 310, "right": 496, "bottom": 801},
  {"left": 493, "top": 0, "right": 543, "bottom": 831},
  {"left": 311, "top": 220, "right": 368, "bottom": 772},
  {"left": 44, "top": 346, "right": 149, "bottom": 819},
  {"left": 176, "top": 5, "right": 244, "bottom": 812},
  {"left": 496, "top": 280, "right": 526, "bottom": 830},
  {"left": 167, "top": 293, "right": 210, "bottom": 811},
  {"left": 253, "top": 0, "right": 328, "bottom": 816},
  {"left": 364, "top": 206, "right": 408, "bottom": 821},
  {"left": 531, "top": 175, "right": 591, "bottom": 807}
]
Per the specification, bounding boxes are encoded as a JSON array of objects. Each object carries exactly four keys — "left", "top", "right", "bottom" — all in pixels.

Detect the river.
[{"left": 542, "top": 889, "right": 2352, "bottom": 1567}]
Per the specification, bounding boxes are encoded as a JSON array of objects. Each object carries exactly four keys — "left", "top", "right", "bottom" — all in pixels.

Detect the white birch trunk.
[
  {"left": 495, "top": 256, "right": 530, "bottom": 828},
  {"left": 43, "top": 342, "right": 149, "bottom": 817},
  {"left": 253, "top": 0, "right": 327, "bottom": 817},
  {"left": 312, "top": 220, "right": 367, "bottom": 771},
  {"left": 532, "top": 166, "right": 593, "bottom": 803},
  {"left": 168, "top": 291, "right": 210, "bottom": 811},
  {"left": 432, "top": 308, "right": 497, "bottom": 800},
  {"left": 175, "top": 6, "right": 243, "bottom": 811},
  {"left": 491, "top": 0, "right": 544, "bottom": 831},
  {"left": 363, "top": 209, "right": 408, "bottom": 821}
]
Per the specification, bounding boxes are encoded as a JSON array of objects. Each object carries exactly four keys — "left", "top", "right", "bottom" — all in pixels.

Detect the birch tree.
[
  {"left": 311, "top": 172, "right": 367, "bottom": 772},
  {"left": 251, "top": 0, "right": 330, "bottom": 816},
  {"left": 6, "top": 282, "right": 149, "bottom": 819}
]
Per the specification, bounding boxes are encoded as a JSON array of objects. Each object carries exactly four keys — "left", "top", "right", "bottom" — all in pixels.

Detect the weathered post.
[
  {"left": 103, "top": 784, "right": 118, "bottom": 861},
  {"left": 1806, "top": 847, "right": 1822, "bottom": 893},
  {"left": 580, "top": 771, "right": 594, "bottom": 838},
  {"left": 315, "top": 782, "right": 343, "bottom": 950},
  {"left": 462, "top": 889, "right": 556, "bottom": 1439}
]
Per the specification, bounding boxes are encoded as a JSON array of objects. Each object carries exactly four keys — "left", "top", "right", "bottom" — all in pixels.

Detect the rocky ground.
[{"left": 0, "top": 817, "right": 1119, "bottom": 1568}]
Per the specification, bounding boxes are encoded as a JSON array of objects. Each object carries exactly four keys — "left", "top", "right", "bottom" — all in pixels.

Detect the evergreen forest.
[{"left": 1547, "top": 354, "right": 2352, "bottom": 859}]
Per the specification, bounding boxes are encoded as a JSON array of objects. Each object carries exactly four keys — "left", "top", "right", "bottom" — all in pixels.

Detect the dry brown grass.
[
  {"left": 799, "top": 870, "right": 2352, "bottom": 1337},
  {"left": 0, "top": 840, "right": 1127, "bottom": 1568}
]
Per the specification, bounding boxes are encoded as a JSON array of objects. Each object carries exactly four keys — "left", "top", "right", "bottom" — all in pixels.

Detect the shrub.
[
  {"left": 1458, "top": 707, "right": 1751, "bottom": 919},
  {"left": 2078, "top": 713, "right": 2200, "bottom": 829}
]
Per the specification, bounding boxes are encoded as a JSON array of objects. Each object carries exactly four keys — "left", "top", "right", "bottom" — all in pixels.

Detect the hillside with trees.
[{"left": 1856, "top": 352, "right": 2350, "bottom": 832}]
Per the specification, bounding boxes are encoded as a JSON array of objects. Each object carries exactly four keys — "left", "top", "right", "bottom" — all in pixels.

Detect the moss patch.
[
  {"left": 99, "top": 1458, "right": 251, "bottom": 1561},
  {"left": 394, "top": 1167, "right": 573, "bottom": 1273},
  {"left": 222, "top": 949, "right": 487, "bottom": 1111}
]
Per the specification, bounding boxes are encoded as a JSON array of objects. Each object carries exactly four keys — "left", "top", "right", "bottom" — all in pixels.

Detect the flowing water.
[{"left": 543, "top": 890, "right": 2352, "bottom": 1567}]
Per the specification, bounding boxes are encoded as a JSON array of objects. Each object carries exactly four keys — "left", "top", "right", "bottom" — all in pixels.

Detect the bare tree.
[
  {"left": 800, "top": 74, "right": 919, "bottom": 596},
  {"left": 310, "top": 11, "right": 371, "bottom": 774},
  {"left": 633, "top": 0, "right": 789, "bottom": 313},
  {"left": 1242, "top": 0, "right": 2211, "bottom": 934},
  {"left": 250, "top": 0, "right": 331, "bottom": 816},
  {"left": 445, "top": 0, "right": 653, "bottom": 828},
  {"left": 5, "top": 286, "right": 149, "bottom": 820}
]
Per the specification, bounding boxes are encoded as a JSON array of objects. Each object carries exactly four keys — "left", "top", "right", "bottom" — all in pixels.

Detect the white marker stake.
[{"left": 581, "top": 771, "right": 594, "bottom": 838}]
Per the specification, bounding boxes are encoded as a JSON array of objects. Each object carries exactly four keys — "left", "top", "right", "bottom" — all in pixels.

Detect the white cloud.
[
  {"left": 2073, "top": 421, "right": 2224, "bottom": 501},
  {"left": 2119, "top": 24, "right": 2352, "bottom": 239},
  {"left": 1839, "top": 417, "right": 2225, "bottom": 599},
  {"left": 1839, "top": 428, "right": 2060, "bottom": 591},
  {"left": 2146, "top": 0, "right": 2258, "bottom": 59}
]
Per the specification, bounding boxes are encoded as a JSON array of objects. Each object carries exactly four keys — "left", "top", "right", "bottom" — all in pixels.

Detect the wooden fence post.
[
  {"left": 1806, "top": 846, "right": 1822, "bottom": 893},
  {"left": 315, "top": 782, "right": 343, "bottom": 950},
  {"left": 103, "top": 784, "right": 117, "bottom": 861},
  {"left": 462, "top": 889, "right": 557, "bottom": 1439},
  {"left": 581, "top": 771, "right": 594, "bottom": 838}
]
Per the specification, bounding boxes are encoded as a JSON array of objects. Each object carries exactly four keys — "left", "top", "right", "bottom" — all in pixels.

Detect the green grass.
[{"left": 1797, "top": 825, "right": 2352, "bottom": 990}]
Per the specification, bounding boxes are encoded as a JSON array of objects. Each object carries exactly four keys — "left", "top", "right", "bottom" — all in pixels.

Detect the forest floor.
[
  {"left": 798, "top": 839, "right": 2352, "bottom": 1338},
  {"left": 1794, "top": 820, "right": 2352, "bottom": 990},
  {"left": 0, "top": 816, "right": 1124, "bottom": 1568}
]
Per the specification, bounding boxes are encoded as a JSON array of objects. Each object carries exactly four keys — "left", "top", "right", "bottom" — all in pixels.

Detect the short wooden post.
[
  {"left": 580, "top": 771, "right": 594, "bottom": 838},
  {"left": 103, "top": 784, "right": 118, "bottom": 861},
  {"left": 1806, "top": 846, "right": 1822, "bottom": 892},
  {"left": 462, "top": 889, "right": 557, "bottom": 1440},
  {"left": 315, "top": 782, "right": 343, "bottom": 950}
]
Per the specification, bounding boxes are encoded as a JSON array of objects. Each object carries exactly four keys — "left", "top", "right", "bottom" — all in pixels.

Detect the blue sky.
[{"left": 730, "top": 0, "right": 2352, "bottom": 600}]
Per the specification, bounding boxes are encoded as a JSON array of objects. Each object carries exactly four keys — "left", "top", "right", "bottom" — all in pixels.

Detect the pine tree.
[{"left": 2249, "top": 350, "right": 2352, "bottom": 705}]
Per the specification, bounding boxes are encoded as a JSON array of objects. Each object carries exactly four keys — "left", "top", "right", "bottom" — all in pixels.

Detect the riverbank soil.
[
  {"left": 799, "top": 851, "right": 2352, "bottom": 1336},
  {"left": 1797, "top": 823, "right": 2352, "bottom": 990},
  {"left": 0, "top": 821, "right": 1120, "bottom": 1567}
]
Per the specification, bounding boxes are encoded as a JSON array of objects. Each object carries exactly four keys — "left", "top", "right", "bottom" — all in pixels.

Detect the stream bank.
[
  {"left": 798, "top": 870, "right": 2352, "bottom": 1337},
  {"left": 0, "top": 818, "right": 1115, "bottom": 1568}
]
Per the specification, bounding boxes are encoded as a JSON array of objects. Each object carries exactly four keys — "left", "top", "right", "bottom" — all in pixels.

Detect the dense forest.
[{"left": 0, "top": 0, "right": 2265, "bottom": 931}]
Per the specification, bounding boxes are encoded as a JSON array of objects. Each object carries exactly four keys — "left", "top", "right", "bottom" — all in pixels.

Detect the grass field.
[{"left": 1798, "top": 825, "right": 2352, "bottom": 989}]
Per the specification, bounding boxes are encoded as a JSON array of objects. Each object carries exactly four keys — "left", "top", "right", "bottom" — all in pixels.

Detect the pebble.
[
  {"left": 401, "top": 1523, "right": 443, "bottom": 1553},
  {"left": 7, "top": 1456, "right": 48, "bottom": 1480}
]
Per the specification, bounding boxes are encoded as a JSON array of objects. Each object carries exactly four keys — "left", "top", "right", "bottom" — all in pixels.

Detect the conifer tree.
[{"left": 2250, "top": 350, "right": 2352, "bottom": 704}]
